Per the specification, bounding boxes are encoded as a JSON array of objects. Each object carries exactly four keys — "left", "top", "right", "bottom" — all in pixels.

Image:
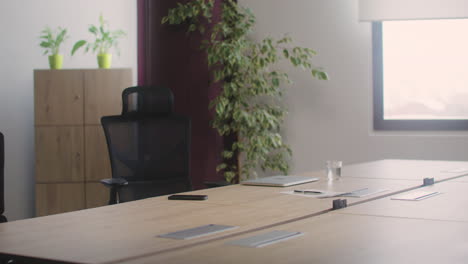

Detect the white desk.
[
  {"left": 336, "top": 178, "right": 468, "bottom": 222},
  {"left": 0, "top": 176, "right": 416, "bottom": 264},
  {"left": 1, "top": 159, "right": 467, "bottom": 264},
  {"left": 125, "top": 176, "right": 468, "bottom": 264},
  {"left": 125, "top": 213, "right": 468, "bottom": 264},
  {"left": 339, "top": 159, "right": 468, "bottom": 181}
]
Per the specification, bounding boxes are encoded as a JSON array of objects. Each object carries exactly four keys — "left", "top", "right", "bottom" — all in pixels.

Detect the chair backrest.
[
  {"left": 102, "top": 115, "right": 191, "bottom": 201},
  {"left": 0, "top": 132, "right": 4, "bottom": 214},
  {"left": 101, "top": 86, "right": 191, "bottom": 202},
  {"left": 122, "top": 86, "right": 174, "bottom": 115}
]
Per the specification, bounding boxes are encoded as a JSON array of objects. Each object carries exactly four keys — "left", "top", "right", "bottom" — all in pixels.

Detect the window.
[{"left": 373, "top": 19, "right": 468, "bottom": 130}]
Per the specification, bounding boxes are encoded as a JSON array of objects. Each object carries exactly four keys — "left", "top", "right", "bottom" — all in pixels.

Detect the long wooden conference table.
[{"left": 1, "top": 159, "right": 468, "bottom": 264}]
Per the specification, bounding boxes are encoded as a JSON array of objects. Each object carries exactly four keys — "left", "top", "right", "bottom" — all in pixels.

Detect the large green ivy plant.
[{"left": 163, "top": 0, "right": 327, "bottom": 183}]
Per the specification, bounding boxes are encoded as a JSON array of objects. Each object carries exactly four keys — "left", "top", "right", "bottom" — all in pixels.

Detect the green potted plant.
[
  {"left": 39, "top": 26, "right": 69, "bottom": 69},
  {"left": 163, "top": 0, "right": 328, "bottom": 183},
  {"left": 71, "top": 14, "right": 126, "bottom": 69}
]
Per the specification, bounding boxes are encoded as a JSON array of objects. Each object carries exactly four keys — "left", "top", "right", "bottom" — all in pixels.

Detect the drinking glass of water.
[{"left": 326, "top": 160, "right": 342, "bottom": 181}]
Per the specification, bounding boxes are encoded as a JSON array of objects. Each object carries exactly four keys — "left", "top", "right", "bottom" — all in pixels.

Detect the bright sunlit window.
[{"left": 373, "top": 19, "right": 468, "bottom": 130}]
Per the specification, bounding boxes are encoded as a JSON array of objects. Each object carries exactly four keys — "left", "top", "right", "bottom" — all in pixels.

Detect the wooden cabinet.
[
  {"left": 34, "top": 69, "right": 132, "bottom": 216},
  {"left": 35, "top": 126, "right": 84, "bottom": 183},
  {"left": 34, "top": 70, "right": 84, "bottom": 125},
  {"left": 84, "top": 126, "right": 112, "bottom": 182},
  {"left": 35, "top": 183, "right": 85, "bottom": 216}
]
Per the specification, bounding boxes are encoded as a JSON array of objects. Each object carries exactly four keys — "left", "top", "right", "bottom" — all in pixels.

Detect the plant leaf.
[
  {"left": 71, "top": 40, "right": 86, "bottom": 55},
  {"left": 40, "top": 42, "right": 51, "bottom": 48},
  {"left": 89, "top": 25, "right": 98, "bottom": 34},
  {"left": 318, "top": 71, "right": 329, "bottom": 80}
]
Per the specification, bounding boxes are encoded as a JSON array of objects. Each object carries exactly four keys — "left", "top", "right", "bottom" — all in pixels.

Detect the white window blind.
[{"left": 359, "top": 0, "right": 468, "bottom": 21}]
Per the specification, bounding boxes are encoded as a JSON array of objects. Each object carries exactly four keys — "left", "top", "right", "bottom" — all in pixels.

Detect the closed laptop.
[{"left": 241, "top": 175, "right": 319, "bottom": 187}]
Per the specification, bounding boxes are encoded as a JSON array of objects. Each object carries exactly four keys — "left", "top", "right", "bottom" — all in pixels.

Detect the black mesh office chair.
[
  {"left": 0, "top": 132, "right": 7, "bottom": 222},
  {"left": 100, "top": 86, "right": 192, "bottom": 204}
]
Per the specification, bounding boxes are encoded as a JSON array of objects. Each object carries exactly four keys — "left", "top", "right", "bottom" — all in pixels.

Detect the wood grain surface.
[
  {"left": 34, "top": 69, "right": 84, "bottom": 125},
  {"left": 35, "top": 183, "right": 85, "bottom": 216},
  {"left": 84, "top": 69, "right": 132, "bottom": 125},
  {"left": 6, "top": 160, "right": 468, "bottom": 263},
  {"left": 85, "top": 125, "right": 111, "bottom": 181},
  {"left": 35, "top": 126, "right": 84, "bottom": 183}
]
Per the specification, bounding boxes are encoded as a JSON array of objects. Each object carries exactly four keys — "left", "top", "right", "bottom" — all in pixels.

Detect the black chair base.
[{"left": 0, "top": 215, "right": 7, "bottom": 223}]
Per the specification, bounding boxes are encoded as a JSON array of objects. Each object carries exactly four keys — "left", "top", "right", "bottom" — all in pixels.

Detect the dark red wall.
[{"left": 138, "top": 0, "right": 224, "bottom": 189}]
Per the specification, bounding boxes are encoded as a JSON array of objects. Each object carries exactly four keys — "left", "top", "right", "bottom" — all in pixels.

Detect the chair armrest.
[{"left": 100, "top": 178, "right": 129, "bottom": 187}]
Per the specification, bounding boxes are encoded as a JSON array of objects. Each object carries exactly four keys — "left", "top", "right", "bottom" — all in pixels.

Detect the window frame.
[{"left": 372, "top": 21, "right": 468, "bottom": 131}]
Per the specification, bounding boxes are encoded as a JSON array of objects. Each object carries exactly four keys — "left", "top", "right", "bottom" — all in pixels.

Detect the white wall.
[
  {"left": 239, "top": 0, "right": 468, "bottom": 175},
  {"left": 0, "top": 0, "right": 137, "bottom": 220}
]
